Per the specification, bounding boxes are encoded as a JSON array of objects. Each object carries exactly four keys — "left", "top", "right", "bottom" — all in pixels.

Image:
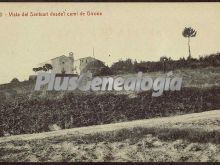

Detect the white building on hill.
[{"left": 37, "top": 52, "right": 99, "bottom": 75}]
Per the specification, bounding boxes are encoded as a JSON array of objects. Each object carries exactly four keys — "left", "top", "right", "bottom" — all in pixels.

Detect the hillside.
[
  {"left": 0, "top": 67, "right": 219, "bottom": 162},
  {"left": 0, "top": 110, "right": 219, "bottom": 162},
  {"left": 0, "top": 67, "right": 219, "bottom": 137},
  {"left": 0, "top": 86, "right": 219, "bottom": 137},
  {"left": 0, "top": 67, "right": 219, "bottom": 99}
]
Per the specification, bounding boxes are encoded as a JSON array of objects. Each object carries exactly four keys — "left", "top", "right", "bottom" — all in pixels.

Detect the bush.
[
  {"left": 0, "top": 87, "right": 219, "bottom": 136},
  {"left": 110, "top": 53, "right": 220, "bottom": 74},
  {"left": 10, "top": 78, "right": 19, "bottom": 83},
  {"left": 81, "top": 60, "right": 112, "bottom": 76}
]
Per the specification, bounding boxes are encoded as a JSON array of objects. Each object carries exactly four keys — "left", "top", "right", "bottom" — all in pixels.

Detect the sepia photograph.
[{"left": 0, "top": 2, "right": 220, "bottom": 162}]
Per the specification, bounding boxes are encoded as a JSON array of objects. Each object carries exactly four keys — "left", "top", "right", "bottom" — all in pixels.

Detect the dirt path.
[{"left": 0, "top": 110, "right": 219, "bottom": 143}]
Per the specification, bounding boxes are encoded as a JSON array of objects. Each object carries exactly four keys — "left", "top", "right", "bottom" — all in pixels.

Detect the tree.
[
  {"left": 32, "top": 64, "right": 53, "bottom": 73},
  {"left": 160, "top": 56, "right": 168, "bottom": 73},
  {"left": 110, "top": 58, "right": 135, "bottom": 74},
  {"left": 38, "top": 67, "right": 43, "bottom": 71},
  {"left": 44, "top": 64, "right": 53, "bottom": 71},
  {"left": 10, "top": 78, "right": 19, "bottom": 83},
  {"left": 32, "top": 68, "right": 37, "bottom": 73},
  {"left": 182, "top": 27, "right": 197, "bottom": 59},
  {"left": 42, "top": 66, "right": 48, "bottom": 72}
]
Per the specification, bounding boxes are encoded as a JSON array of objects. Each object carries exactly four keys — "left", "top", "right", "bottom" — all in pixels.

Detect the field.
[
  {"left": 0, "top": 67, "right": 219, "bottom": 162},
  {"left": 0, "top": 110, "right": 219, "bottom": 162},
  {"left": 0, "top": 86, "right": 219, "bottom": 136}
]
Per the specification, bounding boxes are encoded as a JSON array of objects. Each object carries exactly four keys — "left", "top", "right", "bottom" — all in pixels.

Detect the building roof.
[
  {"left": 39, "top": 55, "right": 99, "bottom": 66},
  {"left": 50, "top": 55, "right": 96, "bottom": 61},
  {"left": 50, "top": 55, "right": 68, "bottom": 60}
]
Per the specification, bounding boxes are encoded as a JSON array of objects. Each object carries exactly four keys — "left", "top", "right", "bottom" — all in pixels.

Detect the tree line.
[{"left": 109, "top": 53, "right": 220, "bottom": 74}]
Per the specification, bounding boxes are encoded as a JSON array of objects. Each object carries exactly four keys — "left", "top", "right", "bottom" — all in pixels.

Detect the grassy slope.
[
  {"left": 0, "top": 110, "right": 220, "bottom": 162},
  {"left": 0, "top": 67, "right": 219, "bottom": 161},
  {"left": 1, "top": 67, "right": 220, "bottom": 96},
  {"left": 116, "top": 67, "right": 220, "bottom": 88}
]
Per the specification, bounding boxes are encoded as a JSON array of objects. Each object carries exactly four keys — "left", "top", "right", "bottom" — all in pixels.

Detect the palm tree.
[{"left": 182, "top": 27, "right": 197, "bottom": 59}]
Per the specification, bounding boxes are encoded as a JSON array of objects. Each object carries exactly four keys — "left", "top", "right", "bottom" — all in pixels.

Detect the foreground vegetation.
[
  {"left": 0, "top": 86, "right": 219, "bottom": 137},
  {"left": 0, "top": 110, "right": 219, "bottom": 162}
]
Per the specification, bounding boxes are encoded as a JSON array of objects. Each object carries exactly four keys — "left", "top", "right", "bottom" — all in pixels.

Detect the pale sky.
[{"left": 0, "top": 3, "right": 220, "bottom": 84}]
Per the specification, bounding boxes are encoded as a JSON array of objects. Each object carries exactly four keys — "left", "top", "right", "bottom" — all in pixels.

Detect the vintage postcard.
[{"left": 0, "top": 2, "right": 220, "bottom": 162}]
